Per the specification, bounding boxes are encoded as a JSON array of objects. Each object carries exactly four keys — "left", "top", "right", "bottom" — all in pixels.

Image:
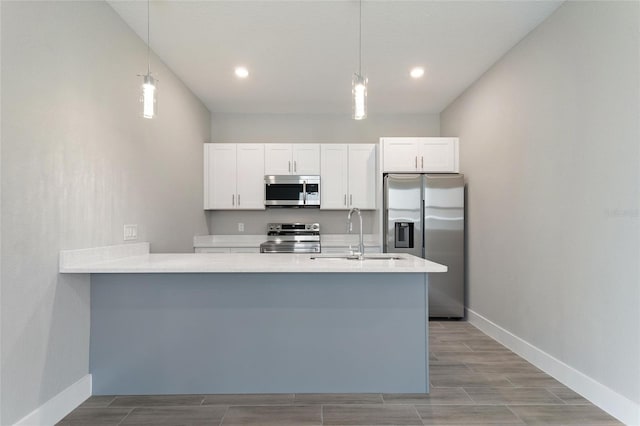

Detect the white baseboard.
[
  {"left": 13, "top": 374, "right": 91, "bottom": 426},
  {"left": 467, "top": 309, "right": 640, "bottom": 426}
]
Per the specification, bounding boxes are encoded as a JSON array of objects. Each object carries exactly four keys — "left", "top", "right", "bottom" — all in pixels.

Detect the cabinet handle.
[
  {"left": 232, "top": 194, "right": 235, "bottom": 206},
  {"left": 238, "top": 194, "right": 240, "bottom": 206},
  {"left": 294, "top": 161, "right": 297, "bottom": 172},
  {"left": 421, "top": 156, "right": 424, "bottom": 169},
  {"left": 350, "top": 194, "right": 353, "bottom": 206},
  {"left": 344, "top": 194, "right": 347, "bottom": 206},
  {"left": 288, "top": 161, "right": 291, "bottom": 173},
  {"left": 415, "top": 156, "right": 418, "bottom": 169}
]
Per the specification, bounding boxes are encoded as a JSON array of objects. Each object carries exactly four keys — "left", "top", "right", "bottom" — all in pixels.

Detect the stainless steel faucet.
[{"left": 347, "top": 207, "right": 364, "bottom": 260}]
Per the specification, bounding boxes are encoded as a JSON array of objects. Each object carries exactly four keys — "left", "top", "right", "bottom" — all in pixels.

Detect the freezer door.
[
  {"left": 383, "top": 174, "right": 423, "bottom": 258},
  {"left": 424, "top": 174, "right": 465, "bottom": 318}
]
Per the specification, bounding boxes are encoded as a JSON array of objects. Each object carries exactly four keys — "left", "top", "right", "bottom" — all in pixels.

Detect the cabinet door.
[
  {"left": 195, "top": 247, "right": 231, "bottom": 253},
  {"left": 322, "top": 246, "right": 352, "bottom": 254},
  {"left": 236, "top": 144, "right": 265, "bottom": 210},
  {"left": 419, "top": 137, "right": 459, "bottom": 172},
  {"left": 229, "top": 247, "right": 260, "bottom": 253},
  {"left": 348, "top": 144, "right": 377, "bottom": 209},
  {"left": 204, "top": 144, "right": 212, "bottom": 209},
  {"left": 320, "top": 144, "right": 348, "bottom": 209},
  {"left": 293, "top": 144, "right": 320, "bottom": 175},
  {"left": 382, "top": 138, "right": 419, "bottom": 172},
  {"left": 264, "top": 144, "right": 293, "bottom": 175},
  {"left": 206, "top": 144, "right": 237, "bottom": 209}
]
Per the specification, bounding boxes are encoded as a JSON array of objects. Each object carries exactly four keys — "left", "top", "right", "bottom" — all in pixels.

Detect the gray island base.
[{"left": 90, "top": 272, "right": 429, "bottom": 395}]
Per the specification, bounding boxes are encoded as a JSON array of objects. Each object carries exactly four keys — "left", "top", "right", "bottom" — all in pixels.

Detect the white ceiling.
[{"left": 108, "top": 0, "right": 562, "bottom": 115}]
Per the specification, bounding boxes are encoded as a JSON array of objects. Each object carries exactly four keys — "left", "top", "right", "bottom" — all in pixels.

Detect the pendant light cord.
[
  {"left": 147, "top": 0, "right": 150, "bottom": 75},
  {"left": 358, "top": 0, "right": 362, "bottom": 75}
]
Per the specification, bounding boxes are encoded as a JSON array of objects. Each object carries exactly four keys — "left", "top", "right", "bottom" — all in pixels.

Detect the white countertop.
[
  {"left": 60, "top": 243, "right": 446, "bottom": 274},
  {"left": 193, "top": 234, "right": 381, "bottom": 248}
]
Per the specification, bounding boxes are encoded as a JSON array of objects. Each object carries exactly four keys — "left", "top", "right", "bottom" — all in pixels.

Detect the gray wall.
[
  {"left": 441, "top": 1, "right": 639, "bottom": 405},
  {"left": 207, "top": 113, "right": 439, "bottom": 234},
  {"left": 207, "top": 209, "right": 376, "bottom": 235},
  {"left": 0, "top": 2, "right": 210, "bottom": 424},
  {"left": 210, "top": 113, "right": 440, "bottom": 144}
]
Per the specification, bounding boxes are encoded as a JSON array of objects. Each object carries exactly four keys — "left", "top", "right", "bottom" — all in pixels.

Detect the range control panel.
[{"left": 267, "top": 223, "right": 320, "bottom": 233}]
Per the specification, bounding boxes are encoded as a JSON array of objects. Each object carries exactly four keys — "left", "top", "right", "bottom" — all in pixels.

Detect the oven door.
[{"left": 260, "top": 241, "right": 321, "bottom": 253}]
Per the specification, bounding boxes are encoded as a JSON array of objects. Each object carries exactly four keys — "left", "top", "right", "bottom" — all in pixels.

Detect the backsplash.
[{"left": 206, "top": 209, "right": 377, "bottom": 235}]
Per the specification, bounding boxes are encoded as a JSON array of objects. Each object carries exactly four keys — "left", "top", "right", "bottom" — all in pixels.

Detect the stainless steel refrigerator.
[{"left": 383, "top": 173, "right": 465, "bottom": 318}]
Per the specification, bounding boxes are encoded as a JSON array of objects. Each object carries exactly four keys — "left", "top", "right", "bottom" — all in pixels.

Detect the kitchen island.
[{"left": 60, "top": 243, "right": 446, "bottom": 395}]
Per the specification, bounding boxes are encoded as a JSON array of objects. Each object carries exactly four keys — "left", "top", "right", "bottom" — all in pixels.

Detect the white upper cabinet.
[
  {"left": 419, "top": 138, "right": 459, "bottom": 172},
  {"left": 293, "top": 144, "right": 321, "bottom": 174},
  {"left": 205, "top": 144, "right": 236, "bottom": 209},
  {"left": 264, "top": 144, "right": 292, "bottom": 175},
  {"left": 320, "top": 144, "right": 348, "bottom": 209},
  {"left": 265, "top": 144, "right": 320, "bottom": 175},
  {"left": 347, "top": 144, "right": 377, "bottom": 209},
  {"left": 204, "top": 143, "right": 265, "bottom": 210},
  {"left": 382, "top": 138, "right": 419, "bottom": 172},
  {"left": 321, "top": 144, "right": 376, "bottom": 210},
  {"left": 382, "top": 137, "right": 459, "bottom": 173},
  {"left": 236, "top": 144, "right": 266, "bottom": 209}
]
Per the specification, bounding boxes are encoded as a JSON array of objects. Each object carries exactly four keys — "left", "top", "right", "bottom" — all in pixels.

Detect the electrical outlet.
[
  {"left": 238, "top": 222, "right": 245, "bottom": 232},
  {"left": 124, "top": 224, "right": 138, "bottom": 241}
]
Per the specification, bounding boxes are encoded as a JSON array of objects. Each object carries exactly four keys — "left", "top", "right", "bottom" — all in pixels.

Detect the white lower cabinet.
[
  {"left": 195, "top": 247, "right": 230, "bottom": 253},
  {"left": 320, "top": 144, "right": 376, "bottom": 210},
  {"left": 204, "top": 143, "right": 265, "bottom": 210},
  {"left": 195, "top": 247, "right": 260, "bottom": 253},
  {"left": 230, "top": 247, "right": 260, "bottom": 253}
]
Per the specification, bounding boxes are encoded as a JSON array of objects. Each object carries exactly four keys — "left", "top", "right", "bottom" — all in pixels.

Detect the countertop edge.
[
  {"left": 59, "top": 243, "right": 150, "bottom": 271},
  {"left": 59, "top": 245, "right": 447, "bottom": 274}
]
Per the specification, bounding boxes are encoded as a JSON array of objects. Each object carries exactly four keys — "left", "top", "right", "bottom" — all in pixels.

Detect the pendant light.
[
  {"left": 352, "top": 0, "right": 367, "bottom": 120},
  {"left": 139, "top": 0, "right": 157, "bottom": 119}
]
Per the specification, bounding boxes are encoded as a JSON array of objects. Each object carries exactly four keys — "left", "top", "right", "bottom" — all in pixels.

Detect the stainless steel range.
[{"left": 259, "top": 223, "right": 321, "bottom": 253}]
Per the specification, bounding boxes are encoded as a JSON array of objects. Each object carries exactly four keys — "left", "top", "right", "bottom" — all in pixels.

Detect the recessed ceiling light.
[
  {"left": 410, "top": 67, "right": 425, "bottom": 79},
  {"left": 234, "top": 66, "right": 249, "bottom": 78}
]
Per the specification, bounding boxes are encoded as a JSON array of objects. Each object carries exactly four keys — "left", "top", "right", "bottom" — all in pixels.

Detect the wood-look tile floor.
[{"left": 57, "top": 321, "right": 622, "bottom": 425}]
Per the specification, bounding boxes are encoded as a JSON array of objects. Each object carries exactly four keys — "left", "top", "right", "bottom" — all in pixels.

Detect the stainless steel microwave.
[{"left": 264, "top": 175, "right": 320, "bottom": 207}]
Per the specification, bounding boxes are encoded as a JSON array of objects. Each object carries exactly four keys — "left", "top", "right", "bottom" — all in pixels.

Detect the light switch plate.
[
  {"left": 124, "top": 224, "right": 138, "bottom": 241},
  {"left": 238, "top": 223, "right": 245, "bottom": 232}
]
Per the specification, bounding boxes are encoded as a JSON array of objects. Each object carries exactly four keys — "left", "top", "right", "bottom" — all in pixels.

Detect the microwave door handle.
[{"left": 303, "top": 181, "right": 307, "bottom": 204}]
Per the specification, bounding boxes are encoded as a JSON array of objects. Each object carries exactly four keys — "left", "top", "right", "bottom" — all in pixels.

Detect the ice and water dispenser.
[{"left": 394, "top": 222, "right": 414, "bottom": 248}]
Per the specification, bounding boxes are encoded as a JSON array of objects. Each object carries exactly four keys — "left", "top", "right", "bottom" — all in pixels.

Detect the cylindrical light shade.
[
  {"left": 352, "top": 73, "right": 367, "bottom": 120},
  {"left": 141, "top": 73, "right": 157, "bottom": 119}
]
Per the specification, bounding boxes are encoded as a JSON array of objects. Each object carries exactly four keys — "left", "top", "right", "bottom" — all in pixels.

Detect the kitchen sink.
[{"left": 310, "top": 254, "right": 403, "bottom": 261}]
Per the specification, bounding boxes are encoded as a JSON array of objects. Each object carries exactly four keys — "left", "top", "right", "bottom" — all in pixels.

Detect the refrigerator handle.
[{"left": 421, "top": 196, "right": 425, "bottom": 258}]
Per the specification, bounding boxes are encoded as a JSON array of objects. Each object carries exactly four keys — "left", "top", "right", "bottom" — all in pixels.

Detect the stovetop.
[{"left": 260, "top": 223, "right": 321, "bottom": 253}]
